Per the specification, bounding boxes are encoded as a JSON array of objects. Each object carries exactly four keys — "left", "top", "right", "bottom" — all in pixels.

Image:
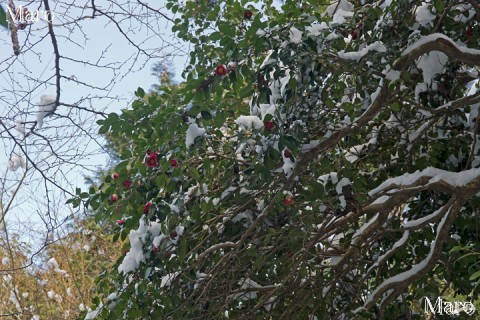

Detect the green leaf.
[
  {"left": 469, "top": 270, "right": 480, "bottom": 281},
  {"left": 239, "top": 86, "right": 254, "bottom": 99},
  {"left": 135, "top": 87, "right": 145, "bottom": 98},
  {"left": 0, "top": 6, "right": 8, "bottom": 29},
  {"left": 433, "top": 0, "right": 445, "bottom": 12},
  {"left": 201, "top": 110, "right": 213, "bottom": 120},
  {"left": 390, "top": 102, "right": 401, "bottom": 112}
]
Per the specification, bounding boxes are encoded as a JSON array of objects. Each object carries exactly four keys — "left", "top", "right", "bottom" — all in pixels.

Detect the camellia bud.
[
  {"left": 215, "top": 65, "right": 228, "bottom": 77},
  {"left": 143, "top": 201, "right": 152, "bottom": 214},
  {"left": 283, "top": 196, "right": 295, "bottom": 206},
  {"left": 244, "top": 10, "right": 253, "bottom": 19},
  {"left": 264, "top": 121, "right": 275, "bottom": 131}
]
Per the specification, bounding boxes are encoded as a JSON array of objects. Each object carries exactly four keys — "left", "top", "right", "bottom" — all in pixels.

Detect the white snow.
[
  {"left": 326, "top": 0, "right": 354, "bottom": 16},
  {"left": 370, "top": 167, "right": 480, "bottom": 196},
  {"left": 9, "top": 292, "right": 22, "bottom": 313},
  {"left": 289, "top": 27, "right": 303, "bottom": 44},
  {"left": 229, "top": 278, "right": 263, "bottom": 300},
  {"left": 326, "top": 0, "right": 354, "bottom": 25},
  {"left": 403, "top": 33, "right": 480, "bottom": 56},
  {"left": 2, "top": 257, "right": 11, "bottom": 265},
  {"left": 417, "top": 51, "right": 448, "bottom": 85},
  {"left": 118, "top": 218, "right": 163, "bottom": 274},
  {"left": 352, "top": 213, "right": 379, "bottom": 245},
  {"left": 370, "top": 231, "right": 410, "bottom": 272},
  {"left": 47, "top": 290, "right": 55, "bottom": 299},
  {"left": 235, "top": 115, "right": 264, "bottom": 130},
  {"left": 345, "top": 144, "right": 367, "bottom": 163},
  {"left": 363, "top": 210, "right": 450, "bottom": 307},
  {"left": 47, "top": 257, "right": 68, "bottom": 275},
  {"left": 336, "top": 177, "right": 352, "bottom": 209},
  {"left": 371, "top": 195, "right": 389, "bottom": 205},
  {"left": 36, "top": 95, "right": 56, "bottom": 129},
  {"left": 84, "top": 303, "right": 103, "bottom": 320},
  {"left": 403, "top": 206, "right": 450, "bottom": 229},
  {"left": 282, "top": 149, "right": 295, "bottom": 177},
  {"left": 306, "top": 23, "right": 329, "bottom": 36},
  {"left": 186, "top": 123, "right": 206, "bottom": 149},
  {"left": 160, "top": 272, "right": 180, "bottom": 288},
  {"left": 15, "top": 120, "right": 25, "bottom": 135},
  {"left": 301, "top": 140, "right": 320, "bottom": 152},
  {"left": 415, "top": 3, "right": 435, "bottom": 27},
  {"left": 338, "top": 41, "right": 387, "bottom": 62},
  {"left": 8, "top": 154, "right": 26, "bottom": 172}
]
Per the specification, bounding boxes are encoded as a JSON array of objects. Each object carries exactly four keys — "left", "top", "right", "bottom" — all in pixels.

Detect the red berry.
[
  {"left": 172, "top": 231, "right": 178, "bottom": 238},
  {"left": 123, "top": 249, "right": 129, "bottom": 256},
  {"left": 244, "top": 10, "right": 253, "bottom": 19},
  {"left": 283, "top": 196, "right": 295, "bottom": 206},
  {"left": 111, "top": 194, "right": 118, "bottom": 202},
  {"left": 284, "top": 149, "right": 292, "bottom": 158},
  {"left": 113, "top": 172, "right": 120, "bottom": 179},
  {"left": 117, "top": 219, "right": 125, "bottom": 226},
  {"left": 264, "top": 121, "right": 275, "bottom": 131},
  {"left": 215, "top": 65, "right": 228, "bottom": 77},
  {"left": 170, "top": 159, "right": 178, "bottom": 167},
  {"left": 466, "top": 28, "right": 474, "bottom": 37},
  {"left": 143, "top": 201, "right": 152, "bottom": 214},
  {"left": 350, "top": 30, "right": 358, "bottom": 39},
  {"left": 151, "top": 245, "right": 159, "bottom": 253},
  {"left": 122, "top": 180, "right": 132, "bottom": 188}
]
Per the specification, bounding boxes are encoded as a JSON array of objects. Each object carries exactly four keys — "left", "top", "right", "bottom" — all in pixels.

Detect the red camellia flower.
[
  {"left": 146, "top": 153, "right": 158, "bottom": 167},
  {"left": 113, "top": 172, "right": 120, "bottom": 179},
  {"left": 244, "top": 10, "right": 253, "bottom": 19},
  {"left": 122, "top": 180, "right": 132, "bottom": 188},
  {"left": 117, "top": 219, "right": 125, "bottom": 226},
  {"left": 264, "top": 121, "right": 275, "bottom": 131},
  {"left": 350, "top": 30, "right": 358, "bottom": 39},
  {"left": 170, "top": 159, "right": 178, "bottom": 167},
  {"left": 215, "top": 64, "right": 228, "bottom": 77},
  {"left": 111, "top": 194, "right": 118, "bottom": 202},
  {"left": 283, "top": 196, "right": 295, "bottom": 206},
  {"left": 143, "top": 201, "right": 152, "bottom": 214}
]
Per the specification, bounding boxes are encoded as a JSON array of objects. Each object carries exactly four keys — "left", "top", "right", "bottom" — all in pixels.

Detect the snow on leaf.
[
  {"left": 415, "top": 3, "right": 435, "bottom": 27},
  {"left": 234, "top": 115, "right": 264, "bottom": 130},
  {"left": 186, "top": 123, "right": 206, "bottom": 150},
  {"left": 289, "top": 27, "right": 303, "bottom": 44},
  {"left": 338, "top": 41, "right": 386, "bottom": 62}
]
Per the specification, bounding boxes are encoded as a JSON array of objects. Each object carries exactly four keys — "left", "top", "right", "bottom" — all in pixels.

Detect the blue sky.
[{"left": 0, "top": 0, "right": 187, "bottom": 245}]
